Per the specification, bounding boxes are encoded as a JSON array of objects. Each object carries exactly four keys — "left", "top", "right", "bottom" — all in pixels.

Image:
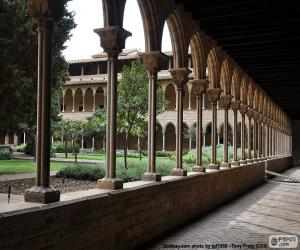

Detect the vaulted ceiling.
[{"left": 175, "top": 0, "right": 300, "bottom": 119}]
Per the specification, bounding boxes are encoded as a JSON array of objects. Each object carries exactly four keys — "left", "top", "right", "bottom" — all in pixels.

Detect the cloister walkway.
[{"left": 146, "top": 167, "right": 300, "bottom": 250}]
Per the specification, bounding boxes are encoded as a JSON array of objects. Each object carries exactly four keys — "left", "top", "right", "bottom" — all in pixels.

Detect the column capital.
[
  {"left": 169, "top": 68, "right": 191, "bottom": 87},
  {"left": 258, "top": 113, "right": 264, "bottom": 123},
  {"left": 246, "top": 108, "right": 254, "bottom": 118},
  {"left": 239, "top": 104, "right": 249, "bottom": 115},
  {"left": 140, "top": 51, "right": 168, "bottom": 75},
  {"left": 219, "top": 94, "right": 233, "bottom": 109},
  {"left": 253, "top": 110, "right": 260, "bottom": 120},
  {"left": 27, "top": 0, "right": 64, "bottom": 20},
  {"left": 231, "top": 100, "right": 242, "bottom": 112},
  {"left": 94, "top": 26, "right": 131, "bottom": 58},
  {"left": 192, "top": 79, "right": 209, "bottom": 95},
  {"left": 206, "top": 88, "right": 222, "bottom": 104}
]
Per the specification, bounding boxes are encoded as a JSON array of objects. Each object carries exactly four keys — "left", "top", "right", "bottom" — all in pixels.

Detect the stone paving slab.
[{"left": 147, "top": 167, "right": 300, "bottom": 250}]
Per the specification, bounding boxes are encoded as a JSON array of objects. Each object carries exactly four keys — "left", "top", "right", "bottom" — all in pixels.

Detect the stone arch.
[
  {"left": 74, "top": 88, "right": 83, "bottom": 112},
  {"left": 85, "top": 87, "right": 94, "bottom": 112},
  {"left": 165, "top": 83, "right": 176, "bottom": 110},
  {"left": 231, "top": 66, "right": 242, "bottom": 100},
  {"left": 204, "top": 122, "right": 212, "bottom": 146},
  {"left": 165, "top": 122, "right": 176, "bottom": 151},
  {"left": 156, "top": 122, "right": 163, "bottom": 151},
  {"left": 240, "top": 74, "right": 249, "bottom": 105},
  {"left": 183, "top": 122, "right": 189, "bottom": 150},
  {"left": 95, "top": 86, "right": 105, "bottom": 110},
  {"left": 220, "top": 57, "right": 234, "bottom": 95},
  {"left": 207, "top": 46, "right": 223, "bottom": 88},
  {"left": 64, "top": 88, "right": 73, "bottom": 112}
]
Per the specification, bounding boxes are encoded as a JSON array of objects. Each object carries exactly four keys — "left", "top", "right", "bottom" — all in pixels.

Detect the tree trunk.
[
  {"left": 124, "top": 133, "right": 128, "bottom": 169},
  {"left": 64, "top": 141, "right": 68, "bottom": 158}
]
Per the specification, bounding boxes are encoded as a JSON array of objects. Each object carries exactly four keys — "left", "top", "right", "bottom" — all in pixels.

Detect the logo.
[{"left": 269, "top": 235, "right": 298, "bottom": 249}]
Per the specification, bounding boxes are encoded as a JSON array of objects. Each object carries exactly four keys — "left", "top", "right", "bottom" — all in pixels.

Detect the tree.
[
  {"left": 117, "top": 59, "right": 164, "bottom": 168},
  {"left": 19, "top": 122, "right": 36, "bottom": 156},
  {"left": 131, "top": 120, "right": 148, "bottom": 161},
  {"left": 0, "top": 0, "right": 75, "bottom": 149},
  {"left": 86, "top": 108, "right": 107, "bottom": 151},
  {"left": 184, "top": 126, "right": 196, "bottom": 150},
  {"left": 53, "top": 119, "right": 85, "bottom": 162}
]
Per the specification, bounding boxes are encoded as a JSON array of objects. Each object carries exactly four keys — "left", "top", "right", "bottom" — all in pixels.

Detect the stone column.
[
  {"left": 13, "top": 133, "right": 18, "bottom": 146},
  {"left": 92, "top": 90, "right": 96, "bottom": 111},
  {"left": 257, "top": 114, "right": 262, "bottom": 160},
  {"left": 81, "top": 135, "right": 84, "bottom": 150},
  {"left": 187, "top": 82, "right": 192, "bottom": 110},
  {"left": 246, "top": 108, "right": 254, "bottom": 163},
  {"left": 82, "top": 89, "right": 86, "bottom": 112},
  {"left": 239, "top": 104, "right": 248, "bottom": 165},
  {"left": 219, "top": 95, "right": 233, "bottom": 168},
  {"left": 4, "top": 134, "right": 9, "bottom": 145},
  {"left": 169, "top": 68, "right": 190, "bottom": 176},
  {"left": 51, "top": 136, "right": 54, "bottom": 145},
  {"left": 161, "top": 84, "right": 166, "bottom": 111},
  {"left": 162, "top": 129, "right": 166, "bottom": 152},
  {"left": 103, "top": 88, "right": 107, "bottom": 108},
  {"left": 266, "top": 120, "right": 270, "bottom": 158},
  {"left": 62, "top": 91, "right": 65, "bottom": 112},
  {"left": 192, "top": 79, "right": 208, "bottom": 172},
  {"left": 94, "top": 26, "right": 131, "bottom": 189},
  {"left": 61, "top": 134, "right": 64, "bottom": 143},
  {"left": 140, "top": 51, "right": 167, "bottom": 181},
  {"left": 92, "top": 137, "right": 95, "bottom": 151},
  {"left": 231, "top": 100, "right": 242, "bottom": 166},
  {"left": 203, "top": 133, "right": 206, "bottom": 147},
  {"left": 252, "top": 111, "right": 260, "bottom": 162},
  {"left": 72, "top": 90, "right": 75, "bottom": 112},
  {"left": 207, "top": 88, "right": 222, "bottom": 169},
  {"left": 23, "top": 131, "right": 26, "bottom": 144},
  {"left": 24, "top": 1, "right": 63, "bottom": 203}
]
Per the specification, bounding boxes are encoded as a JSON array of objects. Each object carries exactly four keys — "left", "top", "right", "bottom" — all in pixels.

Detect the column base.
[
  {"left": 141, "top": 172, "right": 161, "bottom": 181},
  {"left": 246, "top": 159, "right": 253, "bottom": 164},
  {"left": 208, "top": 163, "right": 220, "bottom": 170},
  {"left": 24, "top": 186, "right": 60, "bottom": 204},
  {"left": 96, "top": 177, "right": 123, "bottom": 190},
  {"left": 231, "top": 161, "right": 240, "bottom": 166},
  {"left": 239, "top": 160, "right": 248, "bottom": 166},
  {"left": 192, "top": 165, "right": 206, "bottom": 172},
  {"left": 252, "top": 158, "right": 260, "bottom": 163},
  {"left": 220, "top": 162, "right": 231, "bottom": 168},
  {"left": 171, "top": 168, "right": 187, "bottom": 176}
]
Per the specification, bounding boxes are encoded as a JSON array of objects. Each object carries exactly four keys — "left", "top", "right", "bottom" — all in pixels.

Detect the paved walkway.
[{"left": 147, "top": 167, "right": 300, "bottom": 250}]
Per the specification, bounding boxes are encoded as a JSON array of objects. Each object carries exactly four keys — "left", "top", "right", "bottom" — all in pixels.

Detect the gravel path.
[{"left": 0, "top": 176, "right": 96, "bottom": 195}]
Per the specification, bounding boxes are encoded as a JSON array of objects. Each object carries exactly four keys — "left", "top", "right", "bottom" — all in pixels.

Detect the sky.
[{"left": 63, "top": 0, "right": 172, "bottom": 60}]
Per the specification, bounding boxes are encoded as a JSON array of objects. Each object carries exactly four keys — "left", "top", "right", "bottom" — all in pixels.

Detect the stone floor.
[{"left": 146, "top": 167, "right": 300, "bottom": 250}]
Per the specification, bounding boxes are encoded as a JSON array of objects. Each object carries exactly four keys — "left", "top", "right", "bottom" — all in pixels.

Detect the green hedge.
[
  {"left": 0, "top": 146, "right": 12, "bottom": 160},
  {"left": 52, "top": 141, "right": 78, "bottom": 153},
  {"left": 56, "top": 164, "right": 105, "bottom": 181}
]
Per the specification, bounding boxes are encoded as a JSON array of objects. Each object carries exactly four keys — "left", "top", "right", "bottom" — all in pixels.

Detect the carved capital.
[
  {"left": 169, "top": 68, "right": 191, "bottom": 88},
  {"left": 206, "top": 88, "right": 222, "bottom": 104},
  {"left": 246, "top": 108, "right": 254, "bottom": 118},
  {"left": 192, "top": 79, "right": 209, "bottom": 95},
  {"left": 219, "top": 95, "right": 233, "bottom": 109},
  {"left": 231, "top": 100, "right": 242, "bottom": 112},
  {"left": 239, "top": 104, "right": 248, "bottom": 115},
  {"left": 258, "top": 113, "right": 264, "bottom": 123},
  {"left": 94, "top": 26, "right": 132, "bottom": 58},
  {"left": 139, "top": 51, "right": 168, "bottom": 76},
  {"left": 27, "top": 0, "right": 64, "bottom": 20},
  {"left": 252, "top": 110, "right": 260, "bottom": 120}
]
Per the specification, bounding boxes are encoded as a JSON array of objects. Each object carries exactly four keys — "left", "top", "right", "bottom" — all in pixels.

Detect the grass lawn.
[
  {"left": 55, "top": 153, "right": 106, "bottom": 161},
  {"left": 0, "top": 160, "right": 73, "bottom": 175}
]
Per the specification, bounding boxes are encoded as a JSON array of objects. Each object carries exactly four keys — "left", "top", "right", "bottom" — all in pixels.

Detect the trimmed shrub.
[
  {"left": 56, "top": 164, "right": 105, "bottom": 181},
  {"left": 116, "top": 150, "right": 142, "bottom": 158},
  {"left": 156, "top": 151, "right": 174, "bottom": 158},
  {"left": 0, "top": 146, "right": 12, "bottom": 160},
  {"left": 51, "top": 141, "right": 76, "bottom": 153},
  {"left": 16, "top": 143, "right": 27, "bottom": 153}
]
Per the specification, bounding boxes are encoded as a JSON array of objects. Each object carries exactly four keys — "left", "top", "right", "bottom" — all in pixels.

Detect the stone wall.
[
  {"left": 0, "top": 162, "right": 269, "bottom": 250},
  {"left": 265, "top": 156, "right": 293, "bottom": 173}
]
